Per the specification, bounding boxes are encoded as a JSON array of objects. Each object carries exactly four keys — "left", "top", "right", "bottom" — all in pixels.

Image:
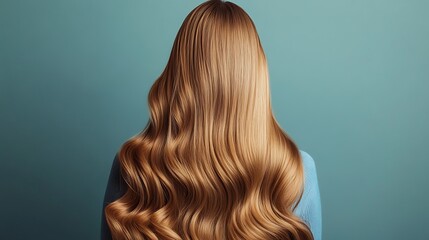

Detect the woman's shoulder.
[
  {"left": 299, "top": 149, "right": 317, "bottom": 173},
  {"left": 298, "top": 149, "right": 319, "bottom": 196},
  {"left": 295, "top": 149, "right": 322, "bottom": 240}
]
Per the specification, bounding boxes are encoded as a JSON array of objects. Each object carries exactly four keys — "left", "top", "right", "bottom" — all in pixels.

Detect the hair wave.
[{"left": 105, "top": 0, "right": 314, "bottom": 239}]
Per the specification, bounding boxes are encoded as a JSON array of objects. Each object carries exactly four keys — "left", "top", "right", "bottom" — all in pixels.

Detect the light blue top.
[{"left": 293, "top": 150, "right": 322, "bottom": 240}]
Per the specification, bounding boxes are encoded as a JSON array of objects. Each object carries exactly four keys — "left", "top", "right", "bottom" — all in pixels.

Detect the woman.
[{"left": 101, "top": 0, "right": 322, "bottom": 239}]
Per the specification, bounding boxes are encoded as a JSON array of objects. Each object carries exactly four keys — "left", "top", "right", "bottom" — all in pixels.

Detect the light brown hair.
[{"left": 105, "top": 0, "right": 313, "bottom": 239}]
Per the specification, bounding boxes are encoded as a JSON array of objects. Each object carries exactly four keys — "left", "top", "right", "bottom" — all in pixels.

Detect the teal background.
[{"left": 1, "top": 0, "right": 428, "bottom": 239}]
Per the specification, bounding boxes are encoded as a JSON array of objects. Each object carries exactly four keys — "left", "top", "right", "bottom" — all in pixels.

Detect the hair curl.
[{"left": 105, "top": 0, "right": 314, "bottom": 239}]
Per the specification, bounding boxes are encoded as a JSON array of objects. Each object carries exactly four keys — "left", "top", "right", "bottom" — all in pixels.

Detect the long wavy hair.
[{"left": 104, "top": 0, "right": 313, "bottom": 239}]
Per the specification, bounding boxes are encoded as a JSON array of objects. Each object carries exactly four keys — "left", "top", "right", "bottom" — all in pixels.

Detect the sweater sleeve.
[
  {"left": 101, "top": 152, "right": 126, "bottom": 240},
  {"left": 293, "top": 150, "right": 322, "bottom": 240}
]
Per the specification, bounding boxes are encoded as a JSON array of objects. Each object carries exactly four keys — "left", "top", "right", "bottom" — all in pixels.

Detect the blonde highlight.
[{"left": 105, "top": 0, "right": 313, "bottom": 239}]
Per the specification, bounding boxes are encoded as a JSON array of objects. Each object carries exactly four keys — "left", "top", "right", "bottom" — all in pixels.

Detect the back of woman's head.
[{"left": 105, "top": 0, "right": 314, "bottom": 239}]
